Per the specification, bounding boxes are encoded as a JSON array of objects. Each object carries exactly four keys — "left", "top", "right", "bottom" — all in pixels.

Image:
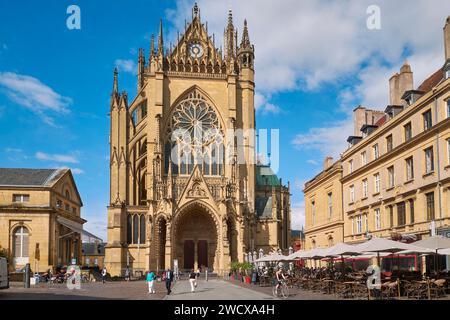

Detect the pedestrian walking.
[
  {"left": 125, "top": 266, "right": 131, "bottom": 282},
  {"left": 165, "top": 268, "right": 174, "bottom": 295},
  {"left": 195, "top": 268, "right": 200, "bottom": 288},
  {"left": 101, "top": 267, "right": 107, "bottom": 284},
  {"left": 189, "top": 269, "right": 197, "bottom": 293},
  {"left": 146, "top": 270, "right": 156, "bottom": 294}
]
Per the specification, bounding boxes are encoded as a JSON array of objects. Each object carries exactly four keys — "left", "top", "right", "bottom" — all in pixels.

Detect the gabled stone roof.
[{"left": 0, "top": 168, "right": 65, "bottom": 187}]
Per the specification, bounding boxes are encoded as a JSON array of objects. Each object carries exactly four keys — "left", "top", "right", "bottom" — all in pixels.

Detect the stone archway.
[{"left": 173, "top": 202, "right": 219, "bottom": 271}]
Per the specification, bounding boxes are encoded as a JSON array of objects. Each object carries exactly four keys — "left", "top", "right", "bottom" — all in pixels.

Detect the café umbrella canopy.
[
  {"left": 254, "top": 252, "right": 289, "bottom": 263},
  {"left": 287, "top": 250, "right": 309, "bottom": 260},
  {"left": 323, "top": 243, "right": 361, "bottom": 257},
  {"left": 411, "top": 236, "right": 450, "bottom": 253},
  {"left": 438, "top": 248, "right": 450, "bottom": 255},
  {"left": 353, "top": 237, "right": 435, "bottom": 254}
]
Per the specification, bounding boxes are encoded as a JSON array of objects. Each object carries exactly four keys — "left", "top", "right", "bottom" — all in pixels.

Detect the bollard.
[
  {"left": 24, "top": 263, "right": 31, "bottom": 288},
  {"left": 205, "top": 269, "right": 208, "bottom": 282}
]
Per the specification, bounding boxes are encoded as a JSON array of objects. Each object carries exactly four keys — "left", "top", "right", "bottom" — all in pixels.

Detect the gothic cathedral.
[{"left": 105, "top": 4, "right": 291, "bottom": 276}]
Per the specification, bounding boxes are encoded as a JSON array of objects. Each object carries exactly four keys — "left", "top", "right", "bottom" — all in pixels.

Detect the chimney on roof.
[
  {"left": 324, "top": 156, "right": 333, "bottom": 170},
  {"left": 389, "top": 62, "right": 413, "bottom": 106},
  {"left": 353, "top": 106, "right": 384, "bottom": 137},
  {"left": 444, "top": 16, "right": 450, "bottom": 62}
]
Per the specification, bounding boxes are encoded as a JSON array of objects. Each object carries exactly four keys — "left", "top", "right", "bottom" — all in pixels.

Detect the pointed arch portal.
[{"left": 173, "top": 202, "right": 219, "bottom": 271}]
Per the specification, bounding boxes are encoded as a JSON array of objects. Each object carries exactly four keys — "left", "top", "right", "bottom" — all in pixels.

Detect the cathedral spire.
[
  {"left": 150, "top": 34, "right": 155, "bottom": 60},
  {"left": 193, "top": 2, "right": 200, "bottom": 20},
  {"left": 241, "top": 19, "right": 251, "bottom": 48},
  {"left": 112, "top": 67, "right": 119, "bottom": 94},
  {"left": 224, "top": 9, "right": 236, "bottom": 61},
  {"left": 137, "top": 48, "right": 145, "bottom": 91},
  {"left": 158, "top": 19, "right": 164, "bottom": 56}
]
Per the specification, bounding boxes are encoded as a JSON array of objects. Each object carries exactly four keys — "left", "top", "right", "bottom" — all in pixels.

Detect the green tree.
[{"left": 0, "top": 245, "right": 7, "bottom": 259}]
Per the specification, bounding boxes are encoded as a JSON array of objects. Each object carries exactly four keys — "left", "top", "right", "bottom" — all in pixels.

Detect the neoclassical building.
[
  {"left": 105, "top": 4, "right": 291, "bottom": 276},
  {"left": 0, "top": 168, "right": 85, "bottom": 272}
]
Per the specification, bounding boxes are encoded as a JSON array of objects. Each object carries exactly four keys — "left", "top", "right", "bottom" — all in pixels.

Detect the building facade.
[
  {"left": 304, "top": 16, "right": 450, "bottom": 250},
  {"left": 304, "top": 158, "right": 344, "bottom": 250},
  {"left": 105, "top": 4, "right": 291, "bottom": 276},
  {"left": 0, "top": 168, "right": 85, "bottom": 272}
]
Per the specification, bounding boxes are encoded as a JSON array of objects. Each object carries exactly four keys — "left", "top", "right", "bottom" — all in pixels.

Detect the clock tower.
[{"left": 105, "top": 3, "right": 291, "bottom": 276}]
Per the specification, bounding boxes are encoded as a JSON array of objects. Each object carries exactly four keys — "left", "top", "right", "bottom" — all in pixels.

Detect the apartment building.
[{"left": 305, "top": 16, "right": 450, "bottom": 250}]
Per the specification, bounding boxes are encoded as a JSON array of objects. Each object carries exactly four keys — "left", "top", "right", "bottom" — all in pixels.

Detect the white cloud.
[
  {"left": 291, "top": 201, "right": 305, "bottom": 230},
  {"left": 292, "top": 119, "right": 353, "bottom": 160},
  {"left": 0, "top": 72, "right": 72, "bottom": 125},
  {"left": 35, "top": 152, "right": 79, "bottom": 164},
  {"left": 307, "top": 159, "right": 319, "bottom": 166},
  {"left": 168, "top": 0, "right": 450, "bottom": 94},
  {"left": 255, "top": 92, "right": 281, "bottom": 115},
  {"left": 114, "top": 59, "right": 137, "bottom": 75},
  {"left": 56, "top": 166, "right": 84, "bottom": 175},
  {"left": 4, "top": 148, "right": 27, "bottom": 162},
  {"left": 168, "top": 0, "right": 450, "bottom": 131}
]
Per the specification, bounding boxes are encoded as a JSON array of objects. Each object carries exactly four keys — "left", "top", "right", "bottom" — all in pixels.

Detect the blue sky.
[{"left": 1, "top": 0, "right": 450, "bottom": 240}]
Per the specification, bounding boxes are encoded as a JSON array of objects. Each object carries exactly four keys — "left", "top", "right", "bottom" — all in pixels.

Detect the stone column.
[
  {"left": 165, "top": 222, "right": 172, "bottom": 269},
  {"left": 194, "top": 239, "right": 198, "bottom": 271}
]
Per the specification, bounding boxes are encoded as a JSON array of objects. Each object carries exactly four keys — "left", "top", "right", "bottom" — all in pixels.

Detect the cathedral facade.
[{"left": 105, "top": 4, "right": 291, "bottom": 276}]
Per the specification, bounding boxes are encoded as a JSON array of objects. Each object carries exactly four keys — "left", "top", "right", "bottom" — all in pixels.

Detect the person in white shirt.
[{"left": 101, "top": 267, "right": 107, "bottom": 284}]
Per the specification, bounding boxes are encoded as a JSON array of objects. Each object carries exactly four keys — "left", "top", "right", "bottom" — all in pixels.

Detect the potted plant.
[
  {"left": 241, "top": 262, "right": 253, "bottom": 284},
  {"left": 230, "top": 262, "right": 240, "bottom": 280}
]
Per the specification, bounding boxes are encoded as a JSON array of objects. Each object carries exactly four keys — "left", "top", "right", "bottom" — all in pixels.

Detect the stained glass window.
[{"left": 166, "top": 90, "right": 224, "bottom": 176}]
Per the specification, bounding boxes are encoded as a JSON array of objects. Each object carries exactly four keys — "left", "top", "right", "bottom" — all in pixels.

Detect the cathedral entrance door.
[
  {"left": 197, "top": 240, "right": 208, "bottom": 268},
  {"left": 184, "top": 240, "right": 195, "bottom": 269}
]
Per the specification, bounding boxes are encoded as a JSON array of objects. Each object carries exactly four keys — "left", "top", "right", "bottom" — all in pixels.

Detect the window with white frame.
[
  {"left": 349, "top": 160, "right": 354, "bottom": 174},
  {"left": 425, "top": 147, "right": 434, "bottom": 173},
  {"left": 12, "top": 194, "right": 30, "bottom": 203},
  {"left": 447, "top": 100, "right": 450, "bottom": 118},
  {"left": 447, "top": 139, "right": 450, "bottom": 165},
  {"left": 404, "top": 122, "right": 412, "bottom": 142},
  {"left": 356, "top": 215, "right": 362, "bottom": 234},
  {"left": 373, "top": 144, "right": 379, "bottom": 160},
  {"left": 361, "top": 151, "right": 367, "bottom": 166},
  {"left": 423, "top": 110, "right": 432, "bottom": 130},
  {"left": 374, "top": 173, "right": 380, "bottom": 194},
  {"left": 362, "top": 179, "right": 368, "bottom": 198},
  {"left": 349, "top": 185, "right": 355, "bottom": 203},
  {"left": 387, "top": 166, "right": 395, "bottom": 188},
  {"left": 406, "top": 157, "right": 414, "bottom": 181},
  {"left": 374, "top": 208, "right": 381, "bottom": 230},
  {"left": 364, "top": 214, "right": 368, "bottom": 232}
]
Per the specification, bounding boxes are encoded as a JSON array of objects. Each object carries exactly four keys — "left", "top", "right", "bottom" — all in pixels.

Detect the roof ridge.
[{"left": 42, "top": 168, "right": 61, "bottom": 186}]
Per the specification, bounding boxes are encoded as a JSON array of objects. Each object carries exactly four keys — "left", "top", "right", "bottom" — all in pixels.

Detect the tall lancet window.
[{"left": 165, "top": 90, "right": 224, "bottom": 176}]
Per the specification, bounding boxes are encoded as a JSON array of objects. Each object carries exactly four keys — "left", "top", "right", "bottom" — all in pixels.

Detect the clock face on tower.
[{"left": 189, "top": 42, "right": 204, "bottom": 59}]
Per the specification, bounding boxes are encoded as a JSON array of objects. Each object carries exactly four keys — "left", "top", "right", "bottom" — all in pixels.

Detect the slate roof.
[
  {"left": 0, "top": 168, "right": 64, "bottom": 187},
  {"left": 82, "top": 243, "right": 106, "bottom": 256},
  {"left": 256, "top": 165, "right": 281, "bottom": 187},
  {"left": 255, "top": 196, "right": 273, "bottom": 218}
]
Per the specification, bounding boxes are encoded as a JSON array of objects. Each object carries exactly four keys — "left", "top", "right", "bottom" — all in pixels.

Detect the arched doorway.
[{"left": 174, "top": 204, "right": 218, "bottom": 271}]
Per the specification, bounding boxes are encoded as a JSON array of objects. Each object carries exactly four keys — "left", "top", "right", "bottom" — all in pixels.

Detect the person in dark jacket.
[{"left": 165, "top": 268, "right": 174, "bottom": 295}]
